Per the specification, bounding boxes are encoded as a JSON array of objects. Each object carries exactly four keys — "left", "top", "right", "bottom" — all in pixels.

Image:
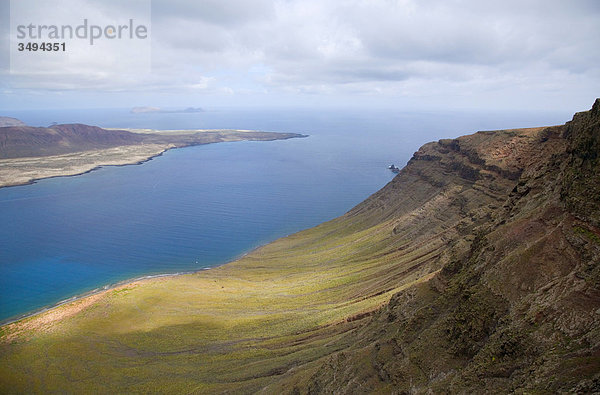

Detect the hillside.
[
  {"left": 270, "top": 99, "right": 600, "bottom": 393},
  {"left": 0, "top": 101, "right": 598, "bottom": 393},
  {"left": 0, "top": 124, "right": 144, "bottom": 158}
]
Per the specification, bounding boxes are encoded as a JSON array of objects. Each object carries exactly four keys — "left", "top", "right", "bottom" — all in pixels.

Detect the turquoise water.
[{"left": 0, "top": 108, "right": 569, "bottom": 322}]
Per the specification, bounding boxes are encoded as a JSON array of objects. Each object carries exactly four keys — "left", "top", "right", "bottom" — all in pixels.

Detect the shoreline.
[
  {"left": 0, "top": 131, "right": 308, "bottom": 189},
  {"left": 0, "top": 146, "right": 171, "bottom": 190},
  {"left": 0, "top": 130, "right": 308, "bottom": 327},
  {"left": 0, "top": 268, "right": 211, "bottom": 326},
  {"left": 0, "top": 231, "right": 297, "bottom": 327}
]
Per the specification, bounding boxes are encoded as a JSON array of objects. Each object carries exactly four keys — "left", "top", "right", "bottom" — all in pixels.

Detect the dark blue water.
[{"left": 0, "top": 107, "right": 571, "bottom": 322}]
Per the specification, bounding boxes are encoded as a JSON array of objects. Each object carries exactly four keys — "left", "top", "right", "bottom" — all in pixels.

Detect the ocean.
[{"left": 0, "top": 107, "right": 570, "bottom": 322}]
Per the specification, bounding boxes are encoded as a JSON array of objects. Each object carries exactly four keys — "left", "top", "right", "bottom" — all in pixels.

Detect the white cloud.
[{"left": 1, "top": 0, "right": 599, "bottom": 110}]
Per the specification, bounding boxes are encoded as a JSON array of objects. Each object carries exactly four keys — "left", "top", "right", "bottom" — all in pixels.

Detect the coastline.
[
  {"left": 0, "top": 129, "right": 309, "bottom": 327},
  {"left": 0, "top": 144, "right": 176, "bottom": 188},
  {"left": 0, "top": 144, "right": 172, "bottom": 189},
  {"left": 0, "top": 268, "right": 208, "bottom": 327},
  {"left": 0, "top": 233, "right": 288, "bottom": 327},
  {"left": 0, "top": 130, "right": 307, "bottom": 189}
]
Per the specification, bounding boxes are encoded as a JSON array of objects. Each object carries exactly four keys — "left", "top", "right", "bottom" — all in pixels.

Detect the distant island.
[
  {"left": 0, "top": 119, "right": 306, "bottom": 188},
  {"left": 130, "top": 106, "right": 204, "bottom": 114}
]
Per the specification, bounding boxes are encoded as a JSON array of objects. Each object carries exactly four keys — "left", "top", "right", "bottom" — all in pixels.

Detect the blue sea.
[{"left": 0, "top": 107, "right": 570, "bottom": 322}]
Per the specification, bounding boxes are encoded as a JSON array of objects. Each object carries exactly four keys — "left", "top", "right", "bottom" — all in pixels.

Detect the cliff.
[
  {"left": 0, "top": 101, "right": 598, "bottom": 393},
  {"left": 269, "top": 99, "right": 600, "bottom": 393}
]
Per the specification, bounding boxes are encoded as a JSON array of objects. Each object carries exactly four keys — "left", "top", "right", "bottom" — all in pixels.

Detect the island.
[
  {"left": 0, "top": 121, "right": 306, "bottom": 188},
  {"left": 130, "top": 106, "right": 204, "bottom": 113}
]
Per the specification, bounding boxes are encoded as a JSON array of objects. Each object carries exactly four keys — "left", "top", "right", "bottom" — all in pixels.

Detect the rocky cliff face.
[
  {"left": 271, "top": 100, "right": 600, "bottom": 393},
  {"left": 562, "top": 100, "right": 600, "bottom": 228}
]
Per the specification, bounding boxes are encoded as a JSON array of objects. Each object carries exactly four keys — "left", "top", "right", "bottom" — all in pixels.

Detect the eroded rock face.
[
  {"left": 562, "top": 98, "right": 600, "bottom": 228},
  {"left": 277, "top": 100, "right": 600, "bottom": 393}
]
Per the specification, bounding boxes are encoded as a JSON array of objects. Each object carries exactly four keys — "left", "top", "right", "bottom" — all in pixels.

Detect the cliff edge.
[{"left": 270, "top": 100, "right": 600, "bottom": 393}]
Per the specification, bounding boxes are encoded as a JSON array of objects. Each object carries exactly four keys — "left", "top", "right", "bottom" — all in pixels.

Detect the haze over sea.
[{"left": 0, "top": 107, "right": 570, "bottom": 322}]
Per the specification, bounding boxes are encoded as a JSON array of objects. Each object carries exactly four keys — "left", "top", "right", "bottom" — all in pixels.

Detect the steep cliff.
[{"left": 269, "top": 101, "right": 600, "bottom": 393}]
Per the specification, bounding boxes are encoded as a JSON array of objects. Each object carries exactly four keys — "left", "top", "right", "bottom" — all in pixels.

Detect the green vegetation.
[
  {"left": 0, "top": 212, "right": 440, "bottom": 393},
  {"left": 574, "top": 225, "right": 600, "bottom": 245}
]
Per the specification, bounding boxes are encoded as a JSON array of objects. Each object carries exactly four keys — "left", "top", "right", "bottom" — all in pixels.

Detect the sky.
[{"left": 0, "top": 0, "right": 599, "bottom": 112}]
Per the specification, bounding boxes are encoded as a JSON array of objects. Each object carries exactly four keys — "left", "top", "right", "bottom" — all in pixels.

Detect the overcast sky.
[{"left": 0, "top": 0, "right": 599, "bottom": 112}]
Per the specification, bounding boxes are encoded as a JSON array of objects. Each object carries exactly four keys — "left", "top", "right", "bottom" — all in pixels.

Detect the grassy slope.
[
  {"left": 0, "top": 214, "right": 441, "bottom": 393},
  {"left": 1, "top": 108, "right": 589, "bottom": 392},
  {"left": 266, "top": 101, "right": 600, "bottom": 393}
]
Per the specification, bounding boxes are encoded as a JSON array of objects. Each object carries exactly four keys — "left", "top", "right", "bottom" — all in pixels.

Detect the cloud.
[
  {"left": 151, "top": 0, "right": 274, "bottom": 26},
  {"left": 2, "top": 0, "right": 599, "bottom": 110}
]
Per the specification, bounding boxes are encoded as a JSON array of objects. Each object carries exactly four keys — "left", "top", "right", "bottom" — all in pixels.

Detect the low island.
[{"left": 0, "top": 120, "right": 306, "bottom": 188}]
